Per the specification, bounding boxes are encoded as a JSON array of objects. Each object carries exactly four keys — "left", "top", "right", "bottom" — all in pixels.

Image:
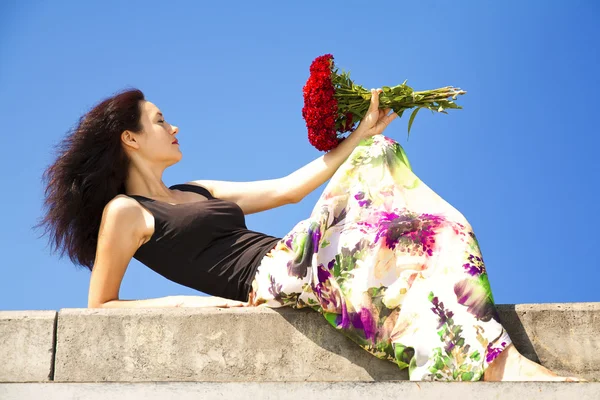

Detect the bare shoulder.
[
  {"left": 100, "top": 195, "right": 151, "bottom": 240},
  {"left": 104, "top": 194, "right": 143, "bottom": 216}
]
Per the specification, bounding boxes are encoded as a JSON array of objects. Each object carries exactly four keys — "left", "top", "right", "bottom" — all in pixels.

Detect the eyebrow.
[{"left": 155, "top": 111, "right": 163, "bottom": 118}]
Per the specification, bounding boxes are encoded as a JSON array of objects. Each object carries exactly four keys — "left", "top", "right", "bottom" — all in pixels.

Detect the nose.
[{"left": 171, "top": 125, "right": 179, "bottom": 136}]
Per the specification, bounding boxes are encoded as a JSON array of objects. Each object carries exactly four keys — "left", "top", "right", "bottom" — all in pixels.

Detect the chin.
[{"left": 168, "top": 153, "right": 183, "bottom": 166}]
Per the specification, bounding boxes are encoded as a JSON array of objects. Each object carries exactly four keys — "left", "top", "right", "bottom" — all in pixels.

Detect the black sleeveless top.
[{"left": 129, "top": 183, "right": 282, "bottom": 302}]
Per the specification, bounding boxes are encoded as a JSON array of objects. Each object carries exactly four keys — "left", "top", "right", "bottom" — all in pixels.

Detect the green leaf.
[
  {"left": 461, "top": 371, "right": 474, "bottom": 381},
  {"left": 393, "top": 142, "right": 413, "bottom": 172},
  {"left": 333, "top": 255, "right": 341, "bottom": 277},
  {"left": 394, "top": 344, "right": 413, "bottom": 368},
  {"left": 382, "top": 86, "right": 391, "bottom": 93},
  {"left": 407, "top": 107, "right": 421, "bottom": 138},
  {"left": 444, "top": 355, "right": 454, "bottom": 367},
  {"left": 433, "top": 357, "right": 445, "bottom": 370},
  {"left": 391, "top": 106, "right": 405, "bottom": 119},
  {"left": 323, "top": 312, "right": 339, "bottom": 328}
]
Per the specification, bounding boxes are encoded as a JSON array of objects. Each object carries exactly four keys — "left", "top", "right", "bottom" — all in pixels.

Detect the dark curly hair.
[{"left": 33, "top": 88, "right": 146, "bottom": 271}]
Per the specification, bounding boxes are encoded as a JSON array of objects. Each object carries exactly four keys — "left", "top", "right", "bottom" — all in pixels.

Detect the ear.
[{"left": 121, "top": 130, "right": 140, "bottom": 150}]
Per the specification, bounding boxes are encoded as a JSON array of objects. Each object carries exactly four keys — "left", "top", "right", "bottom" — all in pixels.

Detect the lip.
[{"left": 172, "top": 140, "right": 179, "bottom": 145}]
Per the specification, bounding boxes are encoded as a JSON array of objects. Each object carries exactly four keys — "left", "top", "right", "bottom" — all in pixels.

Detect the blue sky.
[{"left": 0, "top": 1, "right": 598, "bottom": 311}]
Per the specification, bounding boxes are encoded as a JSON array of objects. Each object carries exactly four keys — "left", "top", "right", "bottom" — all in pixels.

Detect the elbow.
[
  {"left": 88, "top": 301, "right": 103, "bottom": 309},
  {"left": 286, "top": 193, "right": 302, "bottom": 204},
  {"left": 88, "top": 297, "right": 113, "bottom": 308},
  {"left": 282, "top": 186, "right": 301, "bottom": 204},
  {"left": 287, "top": 194, "right": 300, "bottom": 204},
  {"left": 280, "top": 177, "right": 301, "bottom": 204}
]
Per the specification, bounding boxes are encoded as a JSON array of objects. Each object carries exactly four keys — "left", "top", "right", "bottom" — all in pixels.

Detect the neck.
[{"left": 125, "top": 162, "right": 171, "bottom": 198}]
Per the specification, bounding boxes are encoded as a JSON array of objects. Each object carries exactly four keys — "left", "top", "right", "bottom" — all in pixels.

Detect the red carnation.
[{"left": 302, "top": 54, "right": 467, "bottom": 152}]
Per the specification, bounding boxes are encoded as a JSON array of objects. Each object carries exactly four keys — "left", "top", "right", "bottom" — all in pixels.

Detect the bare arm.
[
  {"left": 188, "top": 132, "right": 365, "bottom": 213},
  {"left": 98, "top": 296, "right": 181, "bottom": 308},
  {"left": 281, "top": 129, "right": 365, "bottom": 203},
  {"left": 282, "top": 88, "right": 398, "bottom": 203},
  {"left": 191, "top": 90, "right": 396, "bottom": 211},
  {"left": 187, "top": 177, "right": 295, "bottom": 215},
  {"left": 88, "top": 196, "right": 163, "bottom": 308},
  {"left": 100, "top": 295, "right": 248, "bottom": 308}
]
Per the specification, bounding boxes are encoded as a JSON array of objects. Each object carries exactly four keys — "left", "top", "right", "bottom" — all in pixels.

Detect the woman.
[{"left": 35, "top": 88, "right": 585, "bottom": 382}]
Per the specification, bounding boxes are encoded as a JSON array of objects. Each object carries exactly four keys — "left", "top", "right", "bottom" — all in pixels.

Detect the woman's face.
[{"left": 124, "top": 100, "right": 181, "bottom": 165}]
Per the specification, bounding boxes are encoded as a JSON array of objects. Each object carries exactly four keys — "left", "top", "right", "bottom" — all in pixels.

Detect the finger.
[
  {"left": 380, "top": 106, "right": 393, "bottom": 120},
  {"left": 377, "top": 111, "right": 397, "bottom": 130},
  {"left": 369, "top": 89, "right": 379, "bottom": 112},
  {"left": 369, "top": 89, "right": 376, "bottom": 104},
  {"left": 386, "top": 111, "right": 399, "bottom": 124}
]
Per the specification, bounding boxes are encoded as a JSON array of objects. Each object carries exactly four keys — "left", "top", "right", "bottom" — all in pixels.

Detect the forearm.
[
  {"left": 90, "top": 295, "right": 181, "bottom": 308},
  {"left": 92, "top": 295, "right": 246, "bottom": 309},
  {"left": 284, "top": 130, "right": 365, "bottom": 203}
]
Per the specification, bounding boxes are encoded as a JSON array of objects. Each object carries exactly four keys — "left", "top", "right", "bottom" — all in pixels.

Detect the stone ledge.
[
  {"left": 495, "top": 302, "right": 600, "bottom": 380},
  {"left": 53, "top": 306, "right": 404, "bottom": 382},
  {"left": 53, "top": 303, "right": 600, "bottom": 382},
  {"left": 1, "top": 302, "right": 599, "bottom": 383},
  {"left": 1, "top": 381, "right": 600, "bottom": 400},
  {"left": 0, "top": 311, "right": 56, "bottom": 382}
]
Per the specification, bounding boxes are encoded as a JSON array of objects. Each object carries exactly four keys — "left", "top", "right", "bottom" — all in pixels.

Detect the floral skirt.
[{"left": 248, "top": 134, "right": 513, "bottom": 381}]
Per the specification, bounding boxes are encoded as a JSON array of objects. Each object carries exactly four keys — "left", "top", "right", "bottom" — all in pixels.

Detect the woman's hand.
[
  {"left": 354, "top": 88, "right": 398, "bottom": 140},
  {"left": 170, "top": 295, "right": 249, "bottom": 308}
]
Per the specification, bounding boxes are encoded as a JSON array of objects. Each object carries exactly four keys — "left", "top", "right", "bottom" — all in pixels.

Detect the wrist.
[{"left": 346, "top": 129, "right": 369, "bottom": 146}]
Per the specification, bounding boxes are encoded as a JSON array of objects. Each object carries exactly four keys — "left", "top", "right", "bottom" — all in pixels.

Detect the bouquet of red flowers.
[{"left": 302, "top": 54, "right": 467, "bottom": 151}]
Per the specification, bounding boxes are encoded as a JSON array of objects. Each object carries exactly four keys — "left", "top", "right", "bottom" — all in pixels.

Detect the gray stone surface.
[
  {"left": 0, "top": 311, "right": 56, "bottom": 382},
  {"left": 497, "top": 302, "right": 600, "bottom": 379},
  {"left": 53, "top": 307, "right": 405, "bottom": 382},
  {"left": 3, "top": 302, "right": 599, "bottom": 383},
  {"left": 2, "top": 381, "right": 600, "bottom": 400}
]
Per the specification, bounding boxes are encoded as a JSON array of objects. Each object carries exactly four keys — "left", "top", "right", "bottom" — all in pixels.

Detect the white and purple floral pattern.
[{"left": 249, "top": 134, "right": 512, "bottom": 381}]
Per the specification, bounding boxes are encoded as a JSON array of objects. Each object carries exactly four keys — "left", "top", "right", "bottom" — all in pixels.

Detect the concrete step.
[
  {"left": 1, "top": 381, "right": 599, "bottom": 400},
  {"left": 1, "top": 302, "right": 599, "bottom": 383}
]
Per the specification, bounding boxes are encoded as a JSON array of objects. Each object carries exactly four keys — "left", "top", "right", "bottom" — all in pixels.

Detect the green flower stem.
[{"left": 331, "top": 67, "right": 466, "bottom": 139}]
